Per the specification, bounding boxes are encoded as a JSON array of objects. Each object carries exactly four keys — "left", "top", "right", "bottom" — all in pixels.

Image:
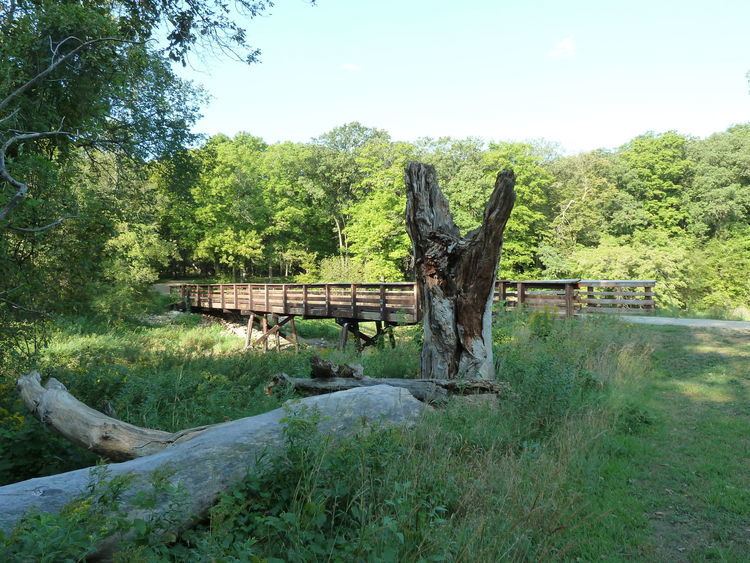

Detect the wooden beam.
[
  {"left": 338, "top": 321, "right": 349, "bottom": 350},
  {"left": 244, "top": 313, "right": 255, "bottom": 349},
  {"left": 254, "top": 315, "right": 294, "bottom": 348},
  {"left": 289, "top": 316, "right": 300, "bottom": 353}
]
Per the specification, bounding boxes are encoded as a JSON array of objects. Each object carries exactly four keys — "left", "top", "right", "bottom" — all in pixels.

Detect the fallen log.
[
  {"left": 17, "top": 371, "right": 212, "bottom": 461},
  {"left": 268, "top": 372, "right": 507, "bottom": 404},
  {"left": 0, "top": 384, "right": 426, "bottom": 555}
]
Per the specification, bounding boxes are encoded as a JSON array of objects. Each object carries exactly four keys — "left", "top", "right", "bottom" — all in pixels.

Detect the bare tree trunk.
[
  {"left": 405, "top": 162, "right": 516, "bottom": 380},
  {"left": 2, "top": 380, "right": 425, "bottom": 556},
  {"left": 17, "top": 372, "right": 213, "bottom": 460}
]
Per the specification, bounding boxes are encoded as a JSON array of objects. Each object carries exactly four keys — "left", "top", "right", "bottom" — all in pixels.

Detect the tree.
[
  {"left": 686, "top": 125, "right": 750, "bottom": 237},
  {"left": 614, "top": 132, "right": 692, "bottom": 235},
  {"left": 405, "top": 162, "right": 515, "bottom": 380},
  {"left": 312, "top": 122, "right": 389, "bottom": 256},
  {"left": 345, "top": 138, "right": 417, "bottom": 280},
  {"left": 190, "top": 134, "right": 269, "bottom": 277}
]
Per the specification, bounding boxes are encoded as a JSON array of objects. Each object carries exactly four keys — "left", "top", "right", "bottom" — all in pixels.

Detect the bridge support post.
[{"left": 244, "top": 313, "right": 255, "bottom": 349}]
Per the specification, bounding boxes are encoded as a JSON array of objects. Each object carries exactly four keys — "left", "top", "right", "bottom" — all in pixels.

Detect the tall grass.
[{"left": 2, "top": 309, "right": 652, "bottom": 560}]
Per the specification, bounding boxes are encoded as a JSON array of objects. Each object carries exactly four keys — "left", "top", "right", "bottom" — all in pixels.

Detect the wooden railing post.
[
  {"left": 413, "top": 282, "right": 420, "bottom": 320},
  {"left": 516, "top": 282, "right": 525, "bottom": 308},
  {"left": 249, "top": 284, "right": 254, "bottom": 310},
  {"left": 207, "top": 285, "right": 213, "bottom": 309},
  {"left": 264, "top": 284, "right": 269, "bottom": 312},
  {"left": 302, "top": 284, "right": 308, "bottom": 316},
  {"left": 351, "top": 283, "right": 357, "bottom": 318},
  {"left": 380, "top": 284, "right": 387, "bottom": 320},
  {"left": 220, "top": 285, "right": 225, "bottom": 309},
  {"left": 645, "top": 283, "right": 654, "bottom": 310},
  {"left": 282, "top": 284, "right": 288, "bottom": 315},
  {"left": 565, "top": 282, "right": 575, "bottom": 318},
  {"left": 233, "top": 284, "right": 238, "bottom": 309},
  {"left": 325, "top": 284, "right": 331, "bottom": 317}
]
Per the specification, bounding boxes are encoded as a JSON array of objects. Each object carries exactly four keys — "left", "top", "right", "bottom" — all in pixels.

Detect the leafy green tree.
[
  {"left": 686, "top": 227, "right": 750, "bottom": 310},
  {"left": 686, "top": 125, "right": 750, "bottom": 237},
  {"left": 189, "top": 134, "right": 269, "bottom": 277},
  {"left": 435, "top": 141, "right": 554, "bottom": 276},
  {"left": 613, "top": 132, "right": 692, "bottom": 235},
  {"left": 312, "top": 122, "right": 389, "bottom": 255},
  {"left": 345, "top": 138, "right": 417, "bottom": 280}
]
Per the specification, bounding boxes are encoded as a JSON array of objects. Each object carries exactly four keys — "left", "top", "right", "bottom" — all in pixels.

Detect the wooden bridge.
[{"left": 171, "top": 279, "right": 656, "bottom": 351}]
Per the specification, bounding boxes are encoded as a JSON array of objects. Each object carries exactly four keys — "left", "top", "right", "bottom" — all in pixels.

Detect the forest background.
[{"left": 2, "top": 0, "right": 750, "bottom": 374}]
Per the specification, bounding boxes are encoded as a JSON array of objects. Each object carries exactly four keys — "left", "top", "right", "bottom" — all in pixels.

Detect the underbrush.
[{"left": 1, "top": 310, "right": 653, "bottom": 559}]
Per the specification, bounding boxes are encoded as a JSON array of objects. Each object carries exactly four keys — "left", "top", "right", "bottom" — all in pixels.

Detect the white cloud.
[
  {"left": 547, "top": 36, "right": 576, "bottom": 60},
  {"left": 340, "top": 63, "right": 362, "bottom": 72}
]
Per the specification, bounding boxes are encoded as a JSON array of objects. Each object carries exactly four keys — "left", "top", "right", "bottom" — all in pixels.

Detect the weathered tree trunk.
[
  {"left": 17, "top": 372, "right": 213, "bottom": 460},
  {"left": 269, "top": 373, "right": 506, "bottom": 404},
  {"left": 1, "top": 382, "right": 425, "bottom": 556},
  {"left": 405, "top": 162, "right": 516, "bottom": 380}
]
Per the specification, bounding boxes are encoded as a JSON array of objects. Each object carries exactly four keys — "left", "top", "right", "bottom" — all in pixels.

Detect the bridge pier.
[{"left": 336, "top": 319, "right": 396, "bottom": 352}]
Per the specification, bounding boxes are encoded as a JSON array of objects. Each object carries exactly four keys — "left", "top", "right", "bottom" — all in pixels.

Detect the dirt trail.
[
  {"left": 618, "top": 315, "right": 750, "bottom": 331},
  {"left": 640, "top": 328, "right": 750, "bottom": 560}
]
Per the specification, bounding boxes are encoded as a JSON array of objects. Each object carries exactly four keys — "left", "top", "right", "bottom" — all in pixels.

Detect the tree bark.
[
  {"left": 405, "top": 162, "right": 516, "bottom": 380},
  {"left": 1, "top": 383, "right": 425, "bottom": 555},
  {"left": 17, "top": 372, "right": 214, "bottom": 461},
  {"left": 268, "top": 373, "right": 506, "bottom": 404}
]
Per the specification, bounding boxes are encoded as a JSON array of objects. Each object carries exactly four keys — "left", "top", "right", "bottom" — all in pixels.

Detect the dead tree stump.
[{"left": 405, "top": 162, "right": 516, "bottom": 380}]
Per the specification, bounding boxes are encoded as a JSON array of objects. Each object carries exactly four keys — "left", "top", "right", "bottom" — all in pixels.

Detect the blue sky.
[{"left": 176, "top": 0, "right": 750, "bottom": 153}]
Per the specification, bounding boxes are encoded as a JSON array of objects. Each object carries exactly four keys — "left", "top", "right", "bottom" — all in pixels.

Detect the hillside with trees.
[{"left": 157, "top": 123, "right": 750, "bottom": 312}]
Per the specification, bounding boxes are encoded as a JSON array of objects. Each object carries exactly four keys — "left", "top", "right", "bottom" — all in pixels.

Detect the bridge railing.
[
  {"left": 496, "top": 279, "right": 656, "bottom": 316},
  {"left": 170, "top": 279, "right": 656, "bottom": 322},
  {"left": 174, "top": 282, "right": 420, "bottom": 324}
]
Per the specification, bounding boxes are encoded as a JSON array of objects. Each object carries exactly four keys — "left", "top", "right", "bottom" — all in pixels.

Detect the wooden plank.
[
  {"left": 579, "top": 280, "right": 655, "bottom": 288},
  {"left": 380, "top": 284, "right": 386, "bottom": 319},
  {"left": 351, "top": 284, "right": 357, "bottom": 318},
  {"left": 582, "top": 307, "right": 651, "bottom": 315},
  {"left": 565, "top": 283, "right": 574, "bottom": 318},
  {"left": 244, "top": 314, "right": 255, "bottom": 349},
  {"left": 579, "top": 298, "right": 655, "bottom": 306},
  {"left": 584, "top": 291, "right": 655, "bottom": 298}
]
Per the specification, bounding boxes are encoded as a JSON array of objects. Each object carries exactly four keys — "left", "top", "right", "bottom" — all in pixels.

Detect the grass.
[{"left": 1, "top": 310, "right": 749, "bottom": 560}]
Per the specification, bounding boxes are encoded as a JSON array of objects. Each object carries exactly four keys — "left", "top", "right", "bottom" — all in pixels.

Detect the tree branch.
[
  {"left": 7, "top": 215, "right": 75, "bottom": 233},
  {"left": 0, "top": 37, "right": 132, "bottom": 114},
  {"left": 0, "top": 130, "right": 73, "bottom": 223}
]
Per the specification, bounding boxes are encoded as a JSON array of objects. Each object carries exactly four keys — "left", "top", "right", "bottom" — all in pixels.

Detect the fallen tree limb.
[
  {"left": 310, "top": 356, "right": 364, "bottom": 379},
  {"left": 0, "top": 384, "right": 426, "bottom": 555},
  {"left": 17, "top": 371, "right": 212, "bottom": 461},
  {"left": 268, "top": 373, "right": 507, "bottom": 404}
]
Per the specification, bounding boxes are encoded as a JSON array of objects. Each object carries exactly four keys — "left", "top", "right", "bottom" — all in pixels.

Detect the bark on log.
[
  {"left": 269, "top": 373, "right": 506, "bottom": 404},
  {"left": 405, "top": 162, "right": 516, "bottom": 380},
  {"left": 310, "top": 356, "right": 364, "bottom": 379},
  {"left": 17, "top": 371, "right": 212, "bottom": 461},
  {"left": 0, "top": 384, "right": 426, "bottom": 555}
]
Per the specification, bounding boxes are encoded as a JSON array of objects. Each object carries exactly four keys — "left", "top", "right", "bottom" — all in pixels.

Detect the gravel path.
[{"left": 617, "top": 315, "right": 750, "bottom": 331}]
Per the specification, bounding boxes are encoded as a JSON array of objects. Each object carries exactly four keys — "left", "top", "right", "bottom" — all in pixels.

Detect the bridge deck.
[{"left": 172, "top": 279, "right": 656, "bottom": 324}]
